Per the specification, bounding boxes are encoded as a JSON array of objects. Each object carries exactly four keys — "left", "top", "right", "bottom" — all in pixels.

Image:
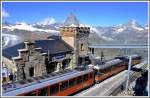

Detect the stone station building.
[{"left": 2, "top": 13, "right": 91, "bottom": 82}]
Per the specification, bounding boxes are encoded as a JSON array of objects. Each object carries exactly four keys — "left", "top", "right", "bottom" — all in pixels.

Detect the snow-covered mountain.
[
  {"left": 2, "top": 22, "right": 60, "bottom": 49},
  {"left": 2, "top": 16, "right": 148, "bottom": 49},
  {"left": 3, "top": 22, "right": 59, "bottom": 33},
  {"left": 33, "top": 22, "right": 62, "bottom": 31},
  {"left": 89, "top": 20, "right": 148, "bottom": 45},
  {"left": 63, "top": 12, "right": 80, "bottom": 27}
]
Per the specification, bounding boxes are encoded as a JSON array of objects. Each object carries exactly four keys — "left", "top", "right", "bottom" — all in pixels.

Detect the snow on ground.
[{"left": 2, "top": 34, "right": 22, "bottom": 49}]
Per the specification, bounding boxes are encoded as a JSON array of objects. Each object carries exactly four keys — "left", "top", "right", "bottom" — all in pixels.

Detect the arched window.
[
  {"left": 80, "top": 43, "right": 84, "bottom": 51},
  {"left": 29, "top": 67, "right": 34, "bottom": 77}
]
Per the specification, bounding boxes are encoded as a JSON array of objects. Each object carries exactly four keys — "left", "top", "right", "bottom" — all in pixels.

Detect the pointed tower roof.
[{"left": 63, "top": 12, "right": 80, "bottom": 27}]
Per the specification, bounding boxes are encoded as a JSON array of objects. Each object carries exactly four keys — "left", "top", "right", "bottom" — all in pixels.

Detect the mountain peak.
[
  {"left": 127, "top": 19, "right": 139, "bottom": 26},
  {"left": 125, "top": 19, "right": 144, "bottom": 31},
  {"left": 63, "top": 12, "right": 80, "bottom": 27}
]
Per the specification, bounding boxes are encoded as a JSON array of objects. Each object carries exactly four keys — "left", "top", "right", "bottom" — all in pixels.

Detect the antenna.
[
  {"left": 100, "top": 50, "right": 105, "bottom": 64},
  {"left": 48, "top": 50, "right": 50, "bottom": 61}
]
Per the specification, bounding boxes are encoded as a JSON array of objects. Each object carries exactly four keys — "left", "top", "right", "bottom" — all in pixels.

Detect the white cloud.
[
  {"left": 2, "top": 9, "right": 9, "bottom": 17},
  {"left": 37, "top": 17, "right": 56, "bottom": 25}
]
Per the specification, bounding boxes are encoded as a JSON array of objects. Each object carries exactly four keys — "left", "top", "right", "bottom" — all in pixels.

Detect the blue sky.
[{"left": 2, "top": 2, "right": 148, "bottom": 26}]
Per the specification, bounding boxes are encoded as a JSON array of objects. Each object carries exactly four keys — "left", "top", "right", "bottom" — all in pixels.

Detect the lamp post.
[{"left": 125, "top": 56, "right": 132, "bottom": 92}]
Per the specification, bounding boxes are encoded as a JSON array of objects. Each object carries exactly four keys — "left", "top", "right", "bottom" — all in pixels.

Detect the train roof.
[
  {"left": 115, "top": 54, "right": 141, "bottom": 60},
  {"left": 2, "top": 68, "right": 93, "bottom": 96},
  {"left": 94, "top": 59, "right": 122, "bottom": 70},
  {"left": 126, "top": 54, "right": 141, "bottom": 59},
  {"left": 116, "top": 54, "right": 140, "bottom": 59}
]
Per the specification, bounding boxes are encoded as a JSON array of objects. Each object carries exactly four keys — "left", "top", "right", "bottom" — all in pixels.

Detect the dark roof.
[
  {"left": 3, "top": 43, "right": 25, "bottom": 59},
  {"left": 35, "top": 39, "right": 73, "bottom": 55},
  {"left": 47, "top": 35, "right": 61, "bottom": 40},
  {"left": 3, "top": 39, "right": 73, "bottom": 60}
]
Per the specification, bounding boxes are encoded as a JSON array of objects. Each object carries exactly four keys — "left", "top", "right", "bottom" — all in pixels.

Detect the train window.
[
  {"left": 89, "top": 73, "right": 93, "bottom": 78},
  {"left": 38, "top": 87, "right": 48, "bottom": 96},
  {"left": 69, "top": 78, "right": 76, "bottom": 87},
  {"left": 24, "top": 91, "right": 37, "bottom": 96},
  {"left": 50, "top": 84, "right": 59, "bottom": 95},
  {"left": 95, "top": 70, "right": 99, "bottom": 76},
  {"left": 83, "top": 74, "right": 88, "bottom": 81},
  {"left": 102, "top": 69, "right": 107, "bottom": 73},
  {"left": 107, "top": 67, "right": 112, "bottom": 71},
  {"left": 60, "top": 81, "right": 68, "bottom": 91},
  {"left": 99, "top": 70, "right": 104, "bottom": 75},
  {"left": 117, "top": 63, "right": 122, "bottom": 67},
  {"left": 77, "top": 76, "right": 82, "bottom": 84}
]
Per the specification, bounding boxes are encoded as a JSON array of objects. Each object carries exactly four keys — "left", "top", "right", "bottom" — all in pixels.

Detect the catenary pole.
[{"left": 125, "top": 56, "right": 132, "bottom": 92}]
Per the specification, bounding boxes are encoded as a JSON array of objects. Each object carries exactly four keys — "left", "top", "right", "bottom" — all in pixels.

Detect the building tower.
[{"left": 60, "top": 13, "right": 90, "bottom": 68}]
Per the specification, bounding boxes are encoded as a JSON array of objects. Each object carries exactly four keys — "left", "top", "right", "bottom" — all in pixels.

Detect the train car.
[
  {"left": 115, "top": 55, "right": 142, "bottom": 67},
  {"left": 2, "top": 68, "right": 94, "bottom": 96},
  {"left": 2, "top": 55, "right": 142, "bottom": 96},
  {"left": 129, "top": 55, "right": 142, "bottom": 65},
  {"left": 93, "top": 59, "right": 126, "bottom": 83}
]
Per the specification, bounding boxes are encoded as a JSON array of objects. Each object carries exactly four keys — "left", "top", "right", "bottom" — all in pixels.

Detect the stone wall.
[
  {"left": 77, "top": 31, "right": 89, "bottom": 56},
  {"left": 60, "top": 27, "right": 76, "bottom": 48},
  {"left": 13, "top": 42, "right": 47, "bottom": 80},
  {"left": 60, "top": 27, "right": 90, "bottom": 67}
]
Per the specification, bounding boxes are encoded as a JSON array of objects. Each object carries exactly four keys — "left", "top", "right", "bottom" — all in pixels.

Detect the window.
[
  {"left": 95, "top": 70, "right": 103, "bottom": 76},
  {"left": 77, "top": 76, "right": 82, "bottom": 84},
  {"left": 60, "top": 81, "right": 68, "bottom": 91},
  {"left": 95, "top": 70, "right": 98, "bottom": 76},
  {"left": 67, "top": 29, "right": 69, "bottom": 32},
  {"left": 29, "top": 67, "right": 34, "bottom": 77},
  {"left": 38, "top": 87, "right": 48, "bottom": 96},
  {"left": 89, "top": 48, "right": 92, "bottom": 52},
  {"left": 102, "top": 69, "right": 107, "bottom": 73},
  {"left": 92, "top": 48, "right": 94, "bottom": 54},
  {"left": 50, "top": 84, "right": 59, "bottom": 95},
  {"left": 80, "top": 43, "right": 84, "bottom": 51},
  {"left": 83, "top": 74, "right": 88, "bottom": 82},
  {"left": 2, "top": 77, "right": 7, "bottom": 83},
  {"left": 89, "top": 73, "right": 93, "bottom": 79},
  {"left": 69, "top": 78, "right": 76, "bottom": 87}
]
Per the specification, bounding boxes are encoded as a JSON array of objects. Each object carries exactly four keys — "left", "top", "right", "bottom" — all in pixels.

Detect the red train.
[
  {"left": 93, "top": 55, "right": 142, "bottom": 83},
  {"left": 2, "top": 55, "right": 142, "bottom": 96},
  {"left": 3, "top": 68, "right": 95, "bottom": 96}
]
